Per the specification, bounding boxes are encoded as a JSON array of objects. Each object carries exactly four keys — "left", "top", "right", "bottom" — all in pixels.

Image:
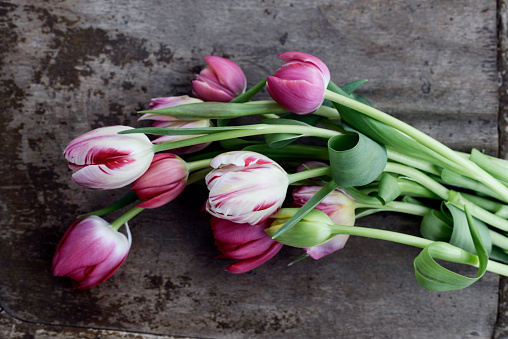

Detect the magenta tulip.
[
  {"left": 205, "top": 151, "right": 289, "bottom": 225},
  {"left": 267, "top": 51, "right": 330, "bottom": 115},
  {"left": 64, "top": 126, "right": 154, "bottom": 189},
  {"left": 131, "top": 153, "right": 188, "bottom": 209},
  {"left": 52, "top": 216, "right": 131, "bottom": 289},
  {"left": 211, "top": 216, "right": 283, "bottom": 274},
  {"left": 192, "top": 56, "right": 247, "bottom": 102},
  {"left": 292, "top": 185, "right": 355, "bottom": 259}
]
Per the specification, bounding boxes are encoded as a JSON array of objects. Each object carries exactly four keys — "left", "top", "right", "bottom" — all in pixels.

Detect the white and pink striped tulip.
[
  {"left": 192, "top": 56, "right": 247, "bottom": 102},
  {"left": 267, "top": 51, "right": 330, "bottom": 115},
  {"left": 52, "top": 215, "right": 131, "bottom": 289},
  {"left": 292, "top": 185, "right": 355, "bottom": 259},
  {"left": 205, "top": 151, "right": 289, "bottom": 225},
  {"left": 131, "top": 153, "right": 188, "bottom": 209},
  {"left": 64, "top": 126, "right": 154, "bottom": 189}
]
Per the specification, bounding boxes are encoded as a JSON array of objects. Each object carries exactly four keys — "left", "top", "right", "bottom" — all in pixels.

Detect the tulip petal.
[
  {"left": 267, "top": 76, "right": 325, "bottom": 115},
  {"left": 278, "top": 51, "right": 331, "bottom": 85},
  {"left": 192, "top": 79, "right": 235, "bottom": 102},
  {"left": 226, "top": 242, "right": 283, "bottom": 274},
  {"left": 204, "top": 56, "right": 247, "bottom": 96}
]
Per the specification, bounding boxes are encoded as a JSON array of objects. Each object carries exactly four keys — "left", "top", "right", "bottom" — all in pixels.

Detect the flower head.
[
  {"left": 211, "top": 217, "right": 283, "bottom": 274},
  {"left": 192, "top": 56, "right": 247, "bottom": 102},
  {"left": 52, "top": 216, "right": 131, "bottom": 289},
  {"left": 265, "top": 208, "right": 335, "bottom": 248},
  {"left": 138, "top": 96, "right": 212, "bottom": 155},
  {"left": 293, "top": 185, "right": 355, "bottom": 259},
  {"left": 205, "top": 151, "right": 289, "bottom": 225},
  {"left": 267, "top": 51, "right": 330, "bottom": 115},
  {"left": 64, "top": 126, "right": 154, "bottom": 189},
  {"left": 131, "top": 153, "right": 189, "bottom": 209}
]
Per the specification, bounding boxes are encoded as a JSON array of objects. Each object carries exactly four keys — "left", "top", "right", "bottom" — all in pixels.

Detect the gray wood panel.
[{"left": 0, "top": 0, "right": 501, "bottom": 338}]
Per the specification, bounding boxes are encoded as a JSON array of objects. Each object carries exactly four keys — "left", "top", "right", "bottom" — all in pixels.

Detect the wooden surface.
[{"left": 0, "top": 0, "right": 504, "bottom": 338}]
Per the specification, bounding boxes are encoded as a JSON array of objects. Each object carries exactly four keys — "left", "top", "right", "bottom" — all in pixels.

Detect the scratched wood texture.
[{"left": 0, "top": 0, "right": 502, "bottom": 338}]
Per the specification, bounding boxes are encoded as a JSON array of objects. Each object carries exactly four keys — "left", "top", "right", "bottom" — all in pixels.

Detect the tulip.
[
  {"left": 211, "top": 217, "right": 283, "bottom": 274},
  {"left": 64, "top": 126, "right": 154, "bottom": 189},
  {"left": 192, "top": 56, "right": 247, "bottom": 102},
  {"left": 146, "top": 95, "right": 203, "bottom": 110},
  {"left": 267, "top": 51, "right": 330, "bottom": 115},
  {"left": 131, "top": 153, "right": 188, "bottom": 209},
  {"left": 138, "top": 96, "right": 212, "bottom": 155},
  {"left": 52, "top": 216, "right": 131, "bottom": 289},
  {"left": 265, "top": 208, "right": 335, "bottom": 248},
  {"left": 205, "top": 151, "right": 289, "bottom": 225},
  {"left": 292, "top": 185, "right": 356, "bottom": 259}
]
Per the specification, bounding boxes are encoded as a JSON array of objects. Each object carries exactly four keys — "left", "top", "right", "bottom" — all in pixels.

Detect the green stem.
[
  {"left": 111, "top": 206, "right": 144, "bottom": 231},
  {"left": 287, "top": 166, "right": 332, "bottom": 184},
  {"left": 329, "top": 224, "right": 508, "bottom": 277},
  {"left": 187, "top": 168, "right": 212, "bottom": 185},
  {"left": 186, "top": 158, "right": 211, "bottom": 172},
  {"left": 384, "top": 162, "right": 449, "bottom": 200},
  {"left": 77, "top": 190, "right": 139, "bottom": 218},
  {"left": 324, "top": 90, "right": 508, "bottom": 203},
  {"left": 151, "top": 124, "right": 340, "bottom": 153},
  {"left": 355, "top": 201, "right": 431, "bottom": 218},
  {"left": 231, "top": 79, "right": 267, "bottom": 103}
]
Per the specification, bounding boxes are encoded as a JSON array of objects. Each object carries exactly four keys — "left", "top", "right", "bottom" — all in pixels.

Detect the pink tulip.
[
  {"left": 131, "top": 153, "right": 188, "bottom": 209},
  {"left": 205, "top": 151, "right": 289, "bottom": 225},
  {"left": 139, "top": 96, "right": 212, "bottom": 155},
  {"left": 292, "top": 185, "right": 355, "bottom": 259},
  {"left": 211, "top": 216, "right": 283, "bottom": 274},
  {"left": 64, "top": 126, "right": 154, "bottom": 189},
  {"left": 52, "top": 216, "right": 131, "bottom": 289},
  {"left": 267, "top": 51, "right": 330, "bottom": 115},
  {"left": 147, "top": 95, "right": 203, "bottom": 110},
  {"left": 192, "top": 56, "right": 247, "bottom": 102}
]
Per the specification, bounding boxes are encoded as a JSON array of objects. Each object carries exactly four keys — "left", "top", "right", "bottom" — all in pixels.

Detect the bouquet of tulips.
[{"left": 52, "top": 52, "right": 508, "bottom": 292}]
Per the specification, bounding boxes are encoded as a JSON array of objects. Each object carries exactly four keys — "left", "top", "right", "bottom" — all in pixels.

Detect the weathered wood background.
[{"left": 1, "top": 0, "right": 506, "bottom": 338}]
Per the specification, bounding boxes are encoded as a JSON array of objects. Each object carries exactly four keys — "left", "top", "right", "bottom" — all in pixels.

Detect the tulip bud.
[
  {"left": 138, "top": 96, "right": 212, "bottom": 155},
  {"left": 192, "top": 56, "right": 247, "bottom": 102},
  {"left": 267, "top": 51, "right": 330, "bottom": 115},
  {"left": 265, "top": 208, "right": 334, "bottom": 248},
  {"left": 293, "top": 185, "right": 356, "bottom": 259},
  {"left": 52, "top": 216, "right": 131, "bottom": 289},
  {"left": 147, "top": 95, "right": 203, "bottom": 110},
  {"left": 211, "top": 217, "right": 283, "bottom": 274},
  {"left": 64, "top": 126, "right": 154, "bottom": 189},
  {"left": 131, "top": 153, "right": 188, "bottom": 209},
  {"left": 205, "top": 151, "right": 289, "bottom": 225}
]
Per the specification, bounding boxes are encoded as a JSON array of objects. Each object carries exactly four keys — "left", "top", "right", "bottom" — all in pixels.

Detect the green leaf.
[
  {"left": 420, "top": 210, "right": 453, "bottom": 242},
  {"left": 243, "top": 144, "right": 329, "bottom": 162},
  {"left": 413, "top": 206, "right": 489, "bottom": 291},
  {"left": 231, "top": 78, "right": 267, "bottom": 103},
  {"left": 441, "top": 168, "right": 503, "bottom": 201},
  {"left": 341, "top": 79, "right": 368, "bottom": 95},
  {"left": 328, "top": 131, "right": 387, "bottom": 187},
  {"left": 271, "top": 180, "right": 339, "bottom": 239},
  {"left": 262, "top": 118, "right": 309, "bottom": 148},
  {"left": 376, "top": 173, "right": 401, "bottom": 204},
  {"left": 281, "top": 113, "right": 322, "bottom": 126},
  {"left": 327, "top": 81, "right": 459, "bottom": 172},
  {"left": 446, "top": 203, "right": 492, "bottom": 256},
  {"left": 470, "top": 148, "right": 508, "bottom": 185},
  {"left": 139, "top": 101, "right": 287, "bottom": 119},
  {"left": 119, "top": 125, "right": 261, "bottom": 136}
]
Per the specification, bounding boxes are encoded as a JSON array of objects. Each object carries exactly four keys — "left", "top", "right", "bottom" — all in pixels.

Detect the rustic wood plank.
[{"left": 0, "top": 0, "right": 500, "bottom": 338}]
